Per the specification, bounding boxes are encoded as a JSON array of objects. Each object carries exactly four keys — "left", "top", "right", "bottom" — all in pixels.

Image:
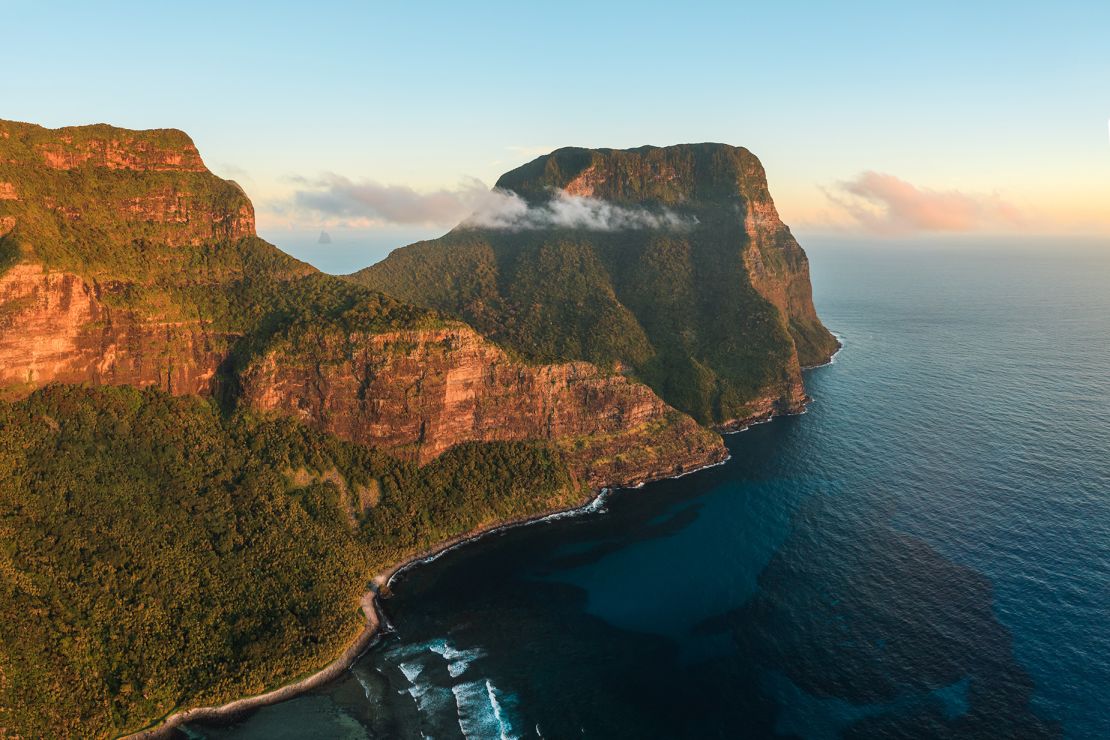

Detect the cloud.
[
  {"left": 293, "top": 174, "right": 490, "bottom": 227},
  {"left": 825, "top": 172, "right": 1021, "bottom": 234},
  {"left": 290, "top": 174, "right": 692, "bottom": 232},
  {"left": 211, "top": 162, "right": 253, "bottom": 183},
  {"left": 462, "top": 189, "right": 691, "bottom": 231}
]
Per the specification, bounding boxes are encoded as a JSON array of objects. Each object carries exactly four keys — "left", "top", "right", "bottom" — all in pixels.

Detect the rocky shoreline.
[
  {"left": 120, "top": 603, "right": 382, "bottom": 739},
  {"left": 118, "top": 451, "right": 731, "bottom": 739}
]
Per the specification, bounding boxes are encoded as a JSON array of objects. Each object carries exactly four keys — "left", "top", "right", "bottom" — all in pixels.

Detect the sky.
[{"left": 5, "top": 1, "right": 1109, "bottom": 271}]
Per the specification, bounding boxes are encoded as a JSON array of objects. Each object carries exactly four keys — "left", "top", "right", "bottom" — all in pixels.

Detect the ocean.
[{"left": 192, "top": 242, "right": 1110, "bottom": 739}]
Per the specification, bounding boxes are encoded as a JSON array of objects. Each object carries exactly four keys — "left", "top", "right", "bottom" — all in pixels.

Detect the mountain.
[
  {"left": 352, "top": 144, "right": 838, "bottom": 427},
  {"left": 0, "top": 120, "right": 722, "bottom": 487},
  {"left": 0, "top": 121, "right": 727, "bottom": 738}
]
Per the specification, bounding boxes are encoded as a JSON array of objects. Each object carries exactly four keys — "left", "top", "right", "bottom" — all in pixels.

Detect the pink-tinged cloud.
[{"left": 826, "top": 172, "right": 1022, "bottom": 234}]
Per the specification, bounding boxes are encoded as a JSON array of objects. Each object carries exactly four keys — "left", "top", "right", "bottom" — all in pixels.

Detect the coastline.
[
  {"left": 117, "top": 352, "right": 842, "bottom": 739},
  {"left": 120, "top": 602, "right": 383, "bottom": 740},
  {"left": 117, "top": 461, "right": 725, "bottom": 739},
  {"left": 118, "top": 484, "right": 616, "bottom": 739},
  {"left": 802, "top": 334, "right": 845, "bottom": 371}
]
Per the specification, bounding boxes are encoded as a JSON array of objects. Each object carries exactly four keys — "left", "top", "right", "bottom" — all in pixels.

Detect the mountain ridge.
[
  {"left": 0, "top": 119, "right": 722, "bottom": 488},
  {"left": 0, "top": 122, "right": 834, "bottom": 738}
]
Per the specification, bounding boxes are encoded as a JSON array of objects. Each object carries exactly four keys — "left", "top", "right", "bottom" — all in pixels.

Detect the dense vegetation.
[
  {"left": 0, "top": 120, "right": 445, "bottom": 410},
  {"left": 0, "top": 385, "right": 579, "bottom": 738},
  {"left": 356, "top": 218, "right": 795, "bottom": 425}
]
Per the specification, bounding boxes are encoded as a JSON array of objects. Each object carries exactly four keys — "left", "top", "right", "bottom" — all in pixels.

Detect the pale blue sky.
[{"left": 5, "top": 1, "right": 1109, "bottom": 270}]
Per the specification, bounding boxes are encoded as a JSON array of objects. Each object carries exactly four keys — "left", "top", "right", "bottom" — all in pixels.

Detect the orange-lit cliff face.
[
  {"left": 0, "top": 263, "right": 227, "bottom": 396},
  {"left": 0, "top": 120, "right": 726, "bottom": 487},
  {"left": 240, "top": 323, "right": 723, "bottom": 488}
]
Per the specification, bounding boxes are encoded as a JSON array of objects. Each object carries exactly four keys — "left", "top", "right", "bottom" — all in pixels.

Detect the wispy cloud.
[
  {"left": 825, "top": 172, "right": 1022, "bottom": 234},
  {"left": 289, "top": 174, "right": 692, "bottom": 232},
  {"left": 212, "top": 161, "right": 251, "bottom": 178}
]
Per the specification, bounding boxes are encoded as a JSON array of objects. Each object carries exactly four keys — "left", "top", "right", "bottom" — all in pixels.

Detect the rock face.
[
  {"left": 34, "top": 128, "right": 207, "bottom": 171},
  {"left": 353, "top": 144, "right": 839, "bottom": 427},
  {"left": 0, "top": 263, "right": 226, "bottom": 397},
  {"left": 241, "top": 324, "right": 723, "bottom": 487},
  {"left": 0, "top": 120, "right": 727, "bottom": 487},
  {"left": 0, "top": 120, "right": 262, "bottom": 399}
]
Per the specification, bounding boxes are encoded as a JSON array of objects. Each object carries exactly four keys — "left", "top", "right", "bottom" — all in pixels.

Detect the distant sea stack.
[{"left": 352, "top": 144, "right": 839, "bottom": 428}]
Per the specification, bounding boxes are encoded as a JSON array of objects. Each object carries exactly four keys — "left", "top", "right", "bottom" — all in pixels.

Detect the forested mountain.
[{"left": 353, "top": 144, "right": 838, "bottom": 426}]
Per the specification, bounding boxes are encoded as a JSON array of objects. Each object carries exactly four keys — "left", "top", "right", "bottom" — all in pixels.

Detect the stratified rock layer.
[
  {"left": 241, "top": 324, "right": 723, "bottom": 487},
  {"left": 0, "top": 263, "right": 225, "bottom": 396}
]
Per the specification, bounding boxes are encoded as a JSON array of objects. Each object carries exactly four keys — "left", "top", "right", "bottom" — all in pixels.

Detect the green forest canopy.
[{"left": 0, "top": 385, "right": 581, "bottom": 738}]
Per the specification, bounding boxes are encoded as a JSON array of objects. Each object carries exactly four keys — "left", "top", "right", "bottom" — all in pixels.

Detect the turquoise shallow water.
[{"left": 195, "top": 244, "right": 1110, "bottom": 739}]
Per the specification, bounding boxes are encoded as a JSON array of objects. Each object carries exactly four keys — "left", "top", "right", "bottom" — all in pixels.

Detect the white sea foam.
[
  {"left": 387, "top": 489, "right": 614, "bottom": 587},
  {"left": 352, "top": 666, "right": 375, "bottom": 701},
  {"left": 428, "top": 639, "right": 486, "bottom": 678},
  {"left": 451, "top": 679, "right": 519, "bottom": 740},
  {"left": 397, "top": 659, "right": 436, "bottom": 710},
  {"left": 485, "top": 679, "right": 517, "bottom": 740},
  {"left": 805, "top": 331, "right": 845, "bottom": 369},
  {"left": 397, "top": 660, "right": 424, "bottom": 684},
  {"left": 407, "top": 677, "right": 455, "bottom": 716},
  {"left": 387, "top": 448, "right": 743, "bottom": 592},
  {"left": 397, "top": 658, "right": 457, "bottom": 715},
  {"left": 452, "top": 680, "right": 499, "bottom": 738}
]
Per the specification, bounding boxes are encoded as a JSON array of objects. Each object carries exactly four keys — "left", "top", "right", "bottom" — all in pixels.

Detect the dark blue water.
[{"left": 197, "top": 245, "right": 1110, "bottom": 739}]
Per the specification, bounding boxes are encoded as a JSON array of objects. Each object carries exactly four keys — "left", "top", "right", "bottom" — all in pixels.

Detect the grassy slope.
[{"left": 0, "top": 385, "right": 580, "bottom": 738}]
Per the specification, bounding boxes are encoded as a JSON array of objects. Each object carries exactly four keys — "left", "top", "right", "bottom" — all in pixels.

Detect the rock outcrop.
[
  {"left": 0, "top": 119, "right": 257, "bottom": 269},
  {"left": 33, "top": 124, "right": 207, "bottom": 172}
]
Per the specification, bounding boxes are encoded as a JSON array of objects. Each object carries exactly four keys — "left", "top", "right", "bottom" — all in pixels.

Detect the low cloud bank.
[
  {"left": 291, "top": 174, "right": 691, "bottom": 231},
  {"left": 826, "top": 171, "right": 1021, "bottom": 234},
  {"left": 462, "top": 188, "right": 690, "bottom": 231},
  {"left": 292, "top": 174, "right": 487, "bottom": 227}
]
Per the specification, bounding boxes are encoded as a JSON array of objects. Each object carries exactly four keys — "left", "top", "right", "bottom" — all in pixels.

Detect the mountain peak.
[
  {"left": 494, "top": 142, "right": 767, "bottom": 205},
  {"left": 0, "top": 120, "right": 255, "bottom": 278},
  {"left": 0, "top": 119, "right": 207, "bottom": 173}
]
